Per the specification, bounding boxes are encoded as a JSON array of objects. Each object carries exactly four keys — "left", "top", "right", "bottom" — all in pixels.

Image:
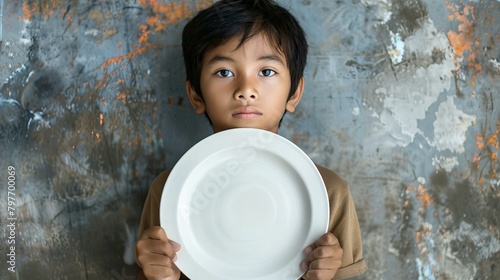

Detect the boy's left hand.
[{"left": 300, "top": 232, "right": 343, "bottom": 280}]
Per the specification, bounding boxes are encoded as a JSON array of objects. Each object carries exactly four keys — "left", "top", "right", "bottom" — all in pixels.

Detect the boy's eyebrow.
[
  {"left": 207, "top": 55, "right": 235, "bottom": 65},
  {"left": 258, "top": 55, "right": 285, "bottom": 65},
  {"left": 207, "top": 54, "right": 285, "bottom": 65}
]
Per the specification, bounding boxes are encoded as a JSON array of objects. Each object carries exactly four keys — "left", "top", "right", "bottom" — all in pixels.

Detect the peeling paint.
[
  {"left": 433, "top": 96, "right": 476, "bottom": 153},
  {"left": 352, "top": 107, "right": 360, "bottom": 116},
  {"left": 490, "top": 58, "right": 500, "bottom": 71},
  {"left": 456, "top": 222, "right": 500, "bottom": 261},
  {"left": 381, "top": 11, "right": 393, "bottom": 24},
  {"left": 373, "top": 19, "right": 455, "bottom": 147},
  {"left": 387, "top": 31, "right": 405, "bottom": 64},
  {"left": 415, "top": 257, "right": 436, "bottom": 280},
  {"left": 432, "top": 155, "right": 459, "bottom": 172}
]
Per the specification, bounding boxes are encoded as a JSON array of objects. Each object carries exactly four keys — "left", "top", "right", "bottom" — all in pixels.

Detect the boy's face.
[{"left": 186, "top": 33, "right": 304, "bottom": 133}]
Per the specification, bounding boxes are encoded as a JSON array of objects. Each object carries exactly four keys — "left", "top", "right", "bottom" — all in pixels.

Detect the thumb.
[{"left": 170, "top": 240, "right": 181, "bottom": 251}]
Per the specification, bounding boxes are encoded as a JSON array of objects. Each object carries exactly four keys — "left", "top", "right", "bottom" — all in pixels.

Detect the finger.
[
  {"left": 170, "top": 239, "right": 181, "bottom": 252},
  {"left": 313, "top": 232, "right": 339, "bottom": 247},
  {"left": 143, "top": 264, "right": 177, "bottom": 280},
  {"left": 303, "top": 233, "right": 338, "bottom": 258},
  {"left": 300, "top": 261, "right": 309, "bottom": 272},
  {"left": 302, "top": 243, "right": 343, "bottom": 272},
  {"left": 308, "top": 246, "right": 342, "bottom": 263},
  {"left": 303, "top": 233, "right": 342, "bottom": 263},
  {"left": 304, "top": 268, "right": 336, "bottom": 280},
  {"left": 138, "top": 226, "right": 181, "bottom": 257},
  {"left": 137, "top": 253, "right": 173, "bottom": 268},
  {"left": 303, "top": 246, "right": 314, "bottom": 255},
  {"left": 308, "top": 257, "right": 342, "bottom": 270},
  {"left": 136, "top": 238, "right": 176, "bottom": 259},
  {"left": 141, "top": 226, "right": 169, "bottom": 241},
  {"left": 301, "top": 249, "right": 342, "bottom": 277}
]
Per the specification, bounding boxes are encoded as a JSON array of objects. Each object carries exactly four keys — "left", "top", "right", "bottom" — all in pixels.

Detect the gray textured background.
[{"left": 1, "top": 0, "right": 499, "bottom": 279}]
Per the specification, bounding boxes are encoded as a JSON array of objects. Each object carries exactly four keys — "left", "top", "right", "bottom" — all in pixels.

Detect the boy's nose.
[
  {"left": 234, "top": 76, "right": 259, "bottom": 101},
  {"left": 236, "top": 91, "right": 257, "bottom": 100}
]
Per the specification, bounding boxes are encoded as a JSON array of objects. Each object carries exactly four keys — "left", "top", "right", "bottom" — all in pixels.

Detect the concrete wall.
[{"left": 0, "top": 0, "right": 499, "bottom": 279}]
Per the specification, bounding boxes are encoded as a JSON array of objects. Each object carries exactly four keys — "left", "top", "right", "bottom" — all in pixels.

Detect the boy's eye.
[
  {"left": 260, "top": 69, "right": 276, "bottom": 77},
  {"left": 216, "top": 70, "right": 234, "bottom": 77}
]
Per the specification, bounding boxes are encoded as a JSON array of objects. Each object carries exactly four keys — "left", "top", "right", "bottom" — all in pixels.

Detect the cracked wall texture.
[{"left": 0, "top": 0, "right": 499, "bottom": 279}]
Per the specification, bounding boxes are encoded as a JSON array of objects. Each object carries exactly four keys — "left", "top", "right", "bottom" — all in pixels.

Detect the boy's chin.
[{"left": 211, "top": 123, "right": 279, "bottom": 133}]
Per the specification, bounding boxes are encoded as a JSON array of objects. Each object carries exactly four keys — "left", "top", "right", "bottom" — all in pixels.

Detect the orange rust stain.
[
  {"left": 491, "top": 152, "right": 498, "bottom": 162},
  {"left": 97, "top": 0, "right": 213, "bottom": 88},
  {"left": 415, "top": 223, "right": 432, "bottom": 243},
  {"left": 472, "top": 154, "right": 481, "bottom": 164},
  {"left": 138, "top": 0, "right": 213, "bottom": 45},
  {"left": 20, "top": 1, "right": 62, "bottom": 21},
  {"left": 488, "top": 132, "right": 499, "bottom": 148},
  {"left": 416, "top": 185, "right": 432, "bottom": 209},
  {"left": 21, "top": 2, "right": 38, "bottom": 21},
  {"left": 446, "top": 4, "right": 475, "bottom": 58},
  {"left": 116, "top": 91, "right": 127, "bottom": 105},
  {"left": 403, "top": 183, "right": 432, "bottom": 217},
  {"left": 446, "top": 3, "right": 482, "bottom": 86},
  {"left": 473, "top": 121, "right": 500, "bottom": 184},
  {"left": 476, "top": 135, "right": 485, "bottom": 149},
  {"left": 101, "top": 52, "right": 137, "bottom": 69},
  {"left": 138, "top": 24, "right": 151, "bottom": 45},
  {"left": 95, "top": 0, "right": 213, "bottom": 105},
  {"left": 139, "top": 0, "right": 212, "bottom": 25}
]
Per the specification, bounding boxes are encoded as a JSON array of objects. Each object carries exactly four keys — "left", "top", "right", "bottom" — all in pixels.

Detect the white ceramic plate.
[{"left": 160, "top": 128, "right": 329, "bottom": 280}]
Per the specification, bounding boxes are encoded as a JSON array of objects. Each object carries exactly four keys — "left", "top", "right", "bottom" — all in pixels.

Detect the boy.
[{"left": 135, "top": 1, "right": 367, "bottom": 279}]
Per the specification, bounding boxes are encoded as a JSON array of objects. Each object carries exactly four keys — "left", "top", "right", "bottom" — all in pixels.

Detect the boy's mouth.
[{"left": 232, "top": 106, "right": 262, "bottom": 119}]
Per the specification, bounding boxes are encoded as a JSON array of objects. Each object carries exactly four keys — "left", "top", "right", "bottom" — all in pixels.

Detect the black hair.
[{"left": 182, "top": 0, "right": 308, "bottom": 99}]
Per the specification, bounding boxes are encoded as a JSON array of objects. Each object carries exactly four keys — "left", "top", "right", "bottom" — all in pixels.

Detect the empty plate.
[{"left": 160, "top": 128, "right": 329, "bottom": 280}]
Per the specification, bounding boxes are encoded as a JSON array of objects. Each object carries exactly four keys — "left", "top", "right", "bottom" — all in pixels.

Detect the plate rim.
[{"left": 160, "top": 128, "right": 330, "bottom": 280}]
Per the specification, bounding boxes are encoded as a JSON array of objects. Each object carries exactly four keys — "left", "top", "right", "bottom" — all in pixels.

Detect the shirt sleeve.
[
  {"left": 136, "top": 169, "right": 170, "bottom": 268},
  {"left": 316, "top": 165, "right": 368, "bottom": 279},
  {"left": 137, "top": 170, "right": 170, "bottom": 238},
  {"left": 136, "top": 170, "right": 191, "bottom": 280}
]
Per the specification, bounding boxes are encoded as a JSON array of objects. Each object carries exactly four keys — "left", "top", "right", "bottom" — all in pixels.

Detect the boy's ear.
[
  {"left": 285, "top": 76, "right": 304, "bottom": 113},
  {"left": 186, "top": 81, "right": 206, "bottom": 114}
]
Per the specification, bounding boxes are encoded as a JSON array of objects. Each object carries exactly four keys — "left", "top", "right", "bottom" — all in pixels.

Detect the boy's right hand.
[{"left": 136, "top": 226, "right": 181, "bottom": 280}]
